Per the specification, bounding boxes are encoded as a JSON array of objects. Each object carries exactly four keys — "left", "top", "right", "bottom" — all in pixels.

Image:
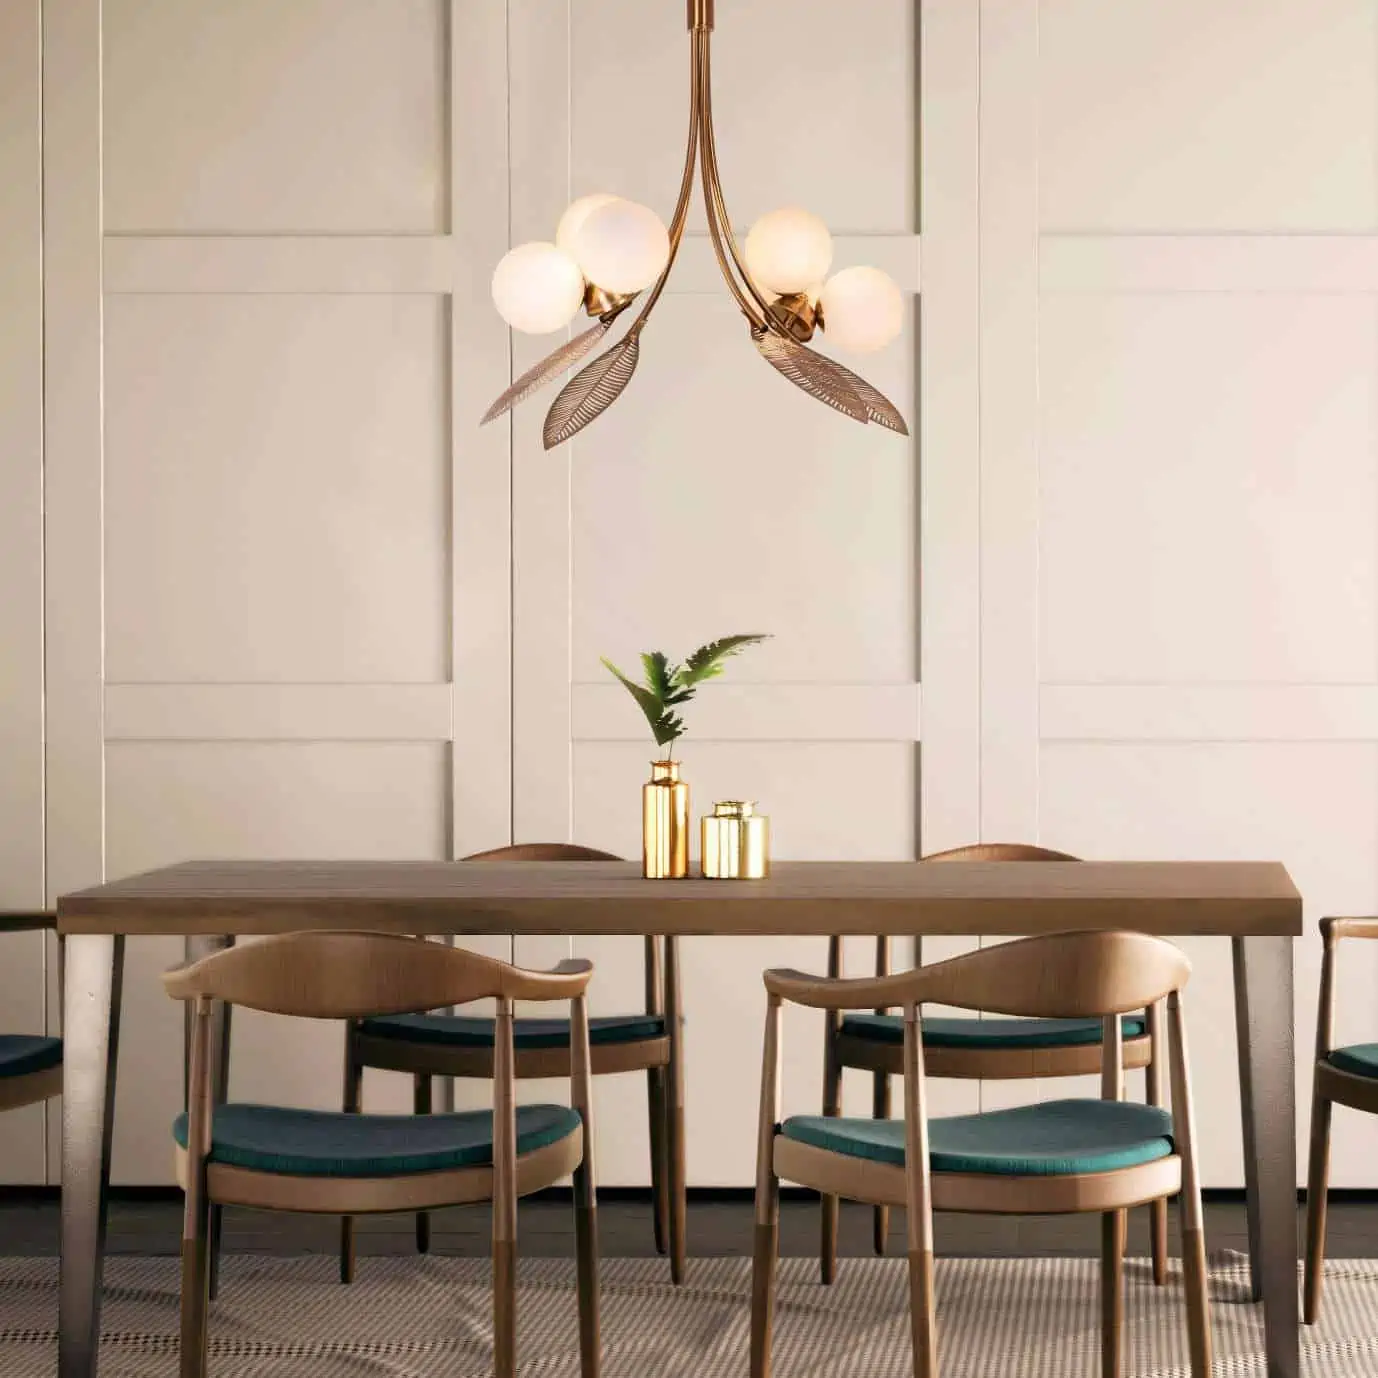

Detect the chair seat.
[
  {"left": 358, "top": 1011, "right": 666, "bottom": 1050},
  {"left": 840, "top": 1013, "right": 1147, "bottom": 1049},
  {"left": 0, "top": 1035, "right": 62, "bottom": 1079},
  {"left": 172, "top": 1102, "right": 581, "bottom": 1178},
  {"left": 781, "top": 1098, "right": 1174, "bottom": 1176},
  {"left": 1327, "top": 1044, "right": 1378, "bottom": 1080}
]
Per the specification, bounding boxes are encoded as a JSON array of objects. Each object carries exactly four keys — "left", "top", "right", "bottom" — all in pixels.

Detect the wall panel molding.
[
  {"left": 574, "top": 683, "right": 921, "bottom": 743},
  {"left": 1042, "top": 234, "right": 1378, "bottom": 293},
  {"left": 1042, "top": 685, "right": 1378, "bottom": 743}
]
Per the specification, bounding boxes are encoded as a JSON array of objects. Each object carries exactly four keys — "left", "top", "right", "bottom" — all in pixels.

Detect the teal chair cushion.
[
  {"left": 1328, "top": 1044, "right": 1378, "bottom": 1079},
  {"left": 842, "top": 1013, "right": 1147, "bottom": 1049},
  {"left": 0, "top": 1035, "right": 62, "bottom": 1079},
  {"left": 358, "top": 1012, "right": 665, "bottom": 1050},
  {"left": 781, "top": 1098, "right": 1174, "bottom": 1176},
  {"left": 172, "top": 1102, "right": 581, "bottom": 1178}
]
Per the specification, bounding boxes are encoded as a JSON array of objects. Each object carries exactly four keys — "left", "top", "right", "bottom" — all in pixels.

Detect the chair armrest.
[
  {"left": 1323, "top": 917, "right": 1378, "bottom": 942},
  {"left": 764, "top": 966, "right": 917, "bottom": 1011},
  {"left": 0, "top": 912, "right": 56, "bottom": 933},
  {"left": 505, "top": 957, "right": 594, "bottom": 1003}
]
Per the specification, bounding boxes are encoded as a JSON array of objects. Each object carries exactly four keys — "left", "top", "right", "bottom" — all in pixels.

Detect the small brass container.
[
  {"left": 700, "top": 800, "right": 770, "bottom": 879},
  {"left": 643, "top": 760, "right": 690, "bottom": 879}
]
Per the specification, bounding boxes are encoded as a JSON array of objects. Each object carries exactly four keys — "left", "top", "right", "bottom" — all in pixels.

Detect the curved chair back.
[
  {"left": 923, "top": 842, "right": 1079, "bottom": 863},
  {"left": 768, "top": 929, "right": 1190, "bottom": 1018},
  {"left": 163, "top": 930, "right": 591, "bottom": 1018},
  {"left": 465, "top": 843, "right": 621, "bottom": 863}
]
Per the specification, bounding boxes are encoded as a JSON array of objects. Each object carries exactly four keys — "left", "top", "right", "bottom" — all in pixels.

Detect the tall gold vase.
[{"left": 643, "top": 760, "right": 690, "bottom": 879}]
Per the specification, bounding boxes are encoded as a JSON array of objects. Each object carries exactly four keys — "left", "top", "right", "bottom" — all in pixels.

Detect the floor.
[{"left": 2, "top": 1188, "right": 1374, "bottom": 1260}]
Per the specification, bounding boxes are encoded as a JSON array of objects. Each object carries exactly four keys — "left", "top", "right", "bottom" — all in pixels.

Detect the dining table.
[{"left": 54, "top": 856, "right": 1303, "bottom": 1378}]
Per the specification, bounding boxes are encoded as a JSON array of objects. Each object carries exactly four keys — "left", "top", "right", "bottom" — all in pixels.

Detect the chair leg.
[
  {"left": 414, "top": 1074, "right": 433, "bottom": 1255},
  {"left": 908, "top": 1239, "right": 937, "bottom": 1378},
  {"left": 1304, "top": 1092, "right": 1333, "bottom": 1325},
  {"left": 873, "top": 1069, "right": 891, "bottom": 1255},
  {"left": 1100, "top": 1210, "right": 1125, "bottom": 1378},
  {"left": 820, "top": 1047, "right": 842, "bottom": 1284},
  {"left": 647, "top": 1065, "right": 669, "bottom": 1256},
  {"left": 339, "top": 1034, "right": 362, "bottom": 1285},
  {"left": 1149, "top": 1198, "right": 1168, "bottom": 1287},
  {"left": 1181, "top": 1203, "right": 1213, "bottom": 1377},
  {"left": 180, "top": 1196, "right": 212, "bottom": 1378},
  {"left": 668, "top": 1078, "right": 687, "bottom": 1284},
  {"left": 574, "top": 1176, "right": 601, "bottom": 1377},
  {"left": 749, "top": 1178, "right": 780, "bottom": 1378}
]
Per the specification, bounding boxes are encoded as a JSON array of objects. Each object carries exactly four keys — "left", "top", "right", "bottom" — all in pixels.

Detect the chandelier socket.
[
  {"left": 765, "top": 292, "right": 820, "bottom": 343},
  {"left": 583, "top": 281, "right": 637, "bottom": 320}
]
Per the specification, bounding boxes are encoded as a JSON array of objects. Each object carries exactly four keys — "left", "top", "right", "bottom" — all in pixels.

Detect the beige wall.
[{"left": 2, "top": 0, "right": 1375, "bottom": 1187}]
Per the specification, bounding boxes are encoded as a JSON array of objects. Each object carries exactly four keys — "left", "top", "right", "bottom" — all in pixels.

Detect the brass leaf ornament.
[
  {"left": 485, "top": 1, "right": 909, "bottom": 438},
  {"left": 543, "top": 335, "right": 641, "bottom": 450},
  {"left": 480, "top": 320, "right": 611, "bottom": 426},
  {"left": 754, "top": 331, "right": 868, "bottom": 424},
  {"left": 810, "top": 347, "right": 909, "bottom": 435}
]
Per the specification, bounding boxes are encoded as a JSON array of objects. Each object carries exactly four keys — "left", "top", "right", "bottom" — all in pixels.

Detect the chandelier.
[{"left": 481, "top": 0, "right": 908, "bottom": 447}]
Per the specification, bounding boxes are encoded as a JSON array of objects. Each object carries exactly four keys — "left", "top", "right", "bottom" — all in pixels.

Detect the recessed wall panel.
[
  {"left": 104, "top": 740, "right": 448, "bottom": 1183},
  {"left": 103, "top": 0, "right": 447, "bottom": 233},
  {"left": 1039, "top": 0, "right": 1378, "bottom": 231},
  {"left": 1041, "top": 741, "right": 1378, "bottom": 1186},
  {"left": 104, "top": 293, "right": 449, "bottom": 685},
  {"left": 572, "top": 296, "right": 917, "bottom": 688},
  {"left": 1040, "top": 294, "right": 1378, "bottom": 685},
  {"left": 570, "top": 0, "right": 915, "bottom": 232}
]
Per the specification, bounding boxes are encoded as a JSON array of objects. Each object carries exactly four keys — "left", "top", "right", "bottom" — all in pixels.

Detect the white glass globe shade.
[
  {"left": 819, "top": 266, "right": 904, "bottom": 353},
  {"left": 556, "top": 193, "right": 621, "bottom": 260},
  {"left": 491, "top": 241, "right": 584, "bottom": 334},
  {"left": 744, "top": 207, "right": 833, "bottom": 296},
  {"left": 573, "top": 200, "right": 670, "bottom": 295}
]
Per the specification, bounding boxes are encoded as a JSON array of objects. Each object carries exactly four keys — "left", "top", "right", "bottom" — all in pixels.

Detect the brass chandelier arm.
[
  {"left": 696, "top": 30, "right": 777, "bottom": 330},
  {"left": 627, "top": 32, "right": 703, "bottom": 336}
]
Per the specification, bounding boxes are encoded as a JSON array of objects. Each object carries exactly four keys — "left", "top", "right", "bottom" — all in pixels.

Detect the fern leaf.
[
  {"left": 602, "top": 658, "right": 667, "bottom": 732},
  {"left": 677, "top": 634, "right": 770, "bottom": 688},
  {"left": 642, "top": 651, "right": 692, "bottom": 706}
]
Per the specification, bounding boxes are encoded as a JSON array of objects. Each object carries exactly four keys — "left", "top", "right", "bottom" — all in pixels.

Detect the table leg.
[
  {"left": 1231, "top": 939, "right": 1264, "bottom": 1299},
  {"left": 184, "top": 936, "right": 233, "bottom": 1300},
  {"left": 1232, "top": 935, "right": 1298, "bottom": 1378},
  {"left": 59, "top": 934, "right": 125, "bottom": 1378}
]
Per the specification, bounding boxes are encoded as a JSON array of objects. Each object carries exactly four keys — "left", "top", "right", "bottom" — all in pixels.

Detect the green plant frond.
[
  {"left": 602, "top": 657, "right": 668, "bottom": 728},
  {"left": 641, "top": 651, "right": 692, "bottom": 706},
  {"left": 602, "top": 657, "right": 687, "bottom": 747},
  {"left": 652, "top": 709, "right": 685, "bottom": 747},
  {"left": 676, "top": 634, "right": 770, "bottom": 688}
]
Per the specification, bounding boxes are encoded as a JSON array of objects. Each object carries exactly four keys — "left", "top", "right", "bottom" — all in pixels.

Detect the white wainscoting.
[{"left": 2, "top": 0, "right": 1372, "bottom": 1188}]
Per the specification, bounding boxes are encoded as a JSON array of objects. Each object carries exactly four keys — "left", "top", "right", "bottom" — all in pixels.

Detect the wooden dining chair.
[
  {"left": 1305, "top": 915, "right": 1378, "bottom": 1324},
  {"left": 820, "top": 844, "right": 1168, "bottom": 1287},
  {"left": 341, "top": 843, "right": 687, "bottom": 1282},
  {"left": 0, "top": 913, "right": 62, "bottom": 1114},
  {"left": 165, "top": 931, "right": 600, "bottom": 1378},
  {"left": 753, "top": 930, "right": 1210, "bottom": 1378}
]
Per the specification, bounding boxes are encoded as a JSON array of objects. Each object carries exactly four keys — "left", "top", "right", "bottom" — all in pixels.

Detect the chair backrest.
[
  {"left": 767, "top": 929, "right": 1190, "bottom": 1018},
  {"left": 465, "top": 843, "right": 621, "bottom": 863},
  {"left": 923, "top": 843, "right": 1079, "bottom": 863},
  {"left": 163, "top": 930, "right": 591, "bottom": 1018}
]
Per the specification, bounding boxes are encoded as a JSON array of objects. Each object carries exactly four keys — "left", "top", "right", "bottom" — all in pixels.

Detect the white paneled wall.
[{"left": 0, "top": 0, "right": 1372, "bottom": 1188}]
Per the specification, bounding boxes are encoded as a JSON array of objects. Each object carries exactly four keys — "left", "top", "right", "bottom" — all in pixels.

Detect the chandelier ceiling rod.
[{"left": 482, "top": 0, "right": 908, "bottom": 446}]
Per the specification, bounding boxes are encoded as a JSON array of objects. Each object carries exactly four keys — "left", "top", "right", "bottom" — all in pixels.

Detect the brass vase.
[{"left": 643, "top": 760, "right": 689, "bottom": 879}]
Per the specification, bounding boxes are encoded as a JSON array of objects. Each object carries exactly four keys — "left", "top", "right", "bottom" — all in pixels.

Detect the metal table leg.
[
  {"left": 184, "top": 936, "right": 233, "bottom": 1299},
  {"left": 58, "top": 934, "right": 125, "bottom": 1378},
  {"left": 1232, "top": 935, "right": 1298, "bottom": 1378}
]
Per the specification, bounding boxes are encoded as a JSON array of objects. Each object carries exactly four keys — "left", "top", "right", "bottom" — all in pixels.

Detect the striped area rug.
[{"left": 0, "top": 1252, "right": 1365, "bottom": 1375}]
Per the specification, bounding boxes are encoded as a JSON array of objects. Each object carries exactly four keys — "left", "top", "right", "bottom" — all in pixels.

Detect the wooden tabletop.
[{"left": 56, "top": 859, "right": 1303, "bottom": 938}]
